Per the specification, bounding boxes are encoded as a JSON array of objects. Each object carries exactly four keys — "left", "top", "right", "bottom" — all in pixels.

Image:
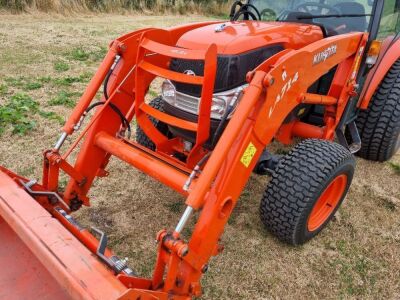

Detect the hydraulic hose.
[
  {"left": 85, "top": 102, "right": 131, "bottom": 138},
  {"left": 103, "top": 55, "right": 121, "bottom": 100},
  {"left": 96, "top": 55, "right": 131, "bottom": 138}
]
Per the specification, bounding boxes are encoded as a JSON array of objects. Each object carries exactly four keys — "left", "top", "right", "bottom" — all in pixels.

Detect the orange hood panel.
[{"left": 176, "top": 21, "right": 324, "bottom": 55}]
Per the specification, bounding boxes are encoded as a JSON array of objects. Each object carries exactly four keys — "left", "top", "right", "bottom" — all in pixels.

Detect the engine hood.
[{"left": 176, "top": 21, "right": 323, "bottom": 55}]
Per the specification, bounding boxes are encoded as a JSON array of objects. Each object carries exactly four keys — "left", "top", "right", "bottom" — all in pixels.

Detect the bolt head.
[{"left": 201, "top": 264, "right": 209, "bottom": 273}]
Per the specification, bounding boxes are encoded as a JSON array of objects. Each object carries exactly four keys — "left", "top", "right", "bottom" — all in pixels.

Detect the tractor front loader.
[{"left": 1, "top": 0, "right": 399, "bottom": 298}]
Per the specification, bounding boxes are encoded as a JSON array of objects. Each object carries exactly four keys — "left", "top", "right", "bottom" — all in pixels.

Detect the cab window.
[{"left": 377, "top": 0, "right": 400, "bottom": 39}]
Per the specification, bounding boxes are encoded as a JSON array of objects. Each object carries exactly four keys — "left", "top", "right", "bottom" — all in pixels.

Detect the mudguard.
[{"left": 359, "top": 35, "right": 400, "bottom": 109}]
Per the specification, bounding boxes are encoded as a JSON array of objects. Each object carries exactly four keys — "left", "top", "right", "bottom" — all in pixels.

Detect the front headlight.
[
  {"left": 210, "top": 96, "right": 227, "bottom": 118},
  {"left": 161, "top": 80, "right": 176, "bottom": 106},
  {"left": 210, "top": 85, "right": 247, "bottom": 119},
  {"left": 161, "top": 80, "right": 247, "bottom": 120}
]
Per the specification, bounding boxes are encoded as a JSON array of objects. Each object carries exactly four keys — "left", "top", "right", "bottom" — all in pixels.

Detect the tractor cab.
[{"left": 231, "top": 0, "right": 397, "bottom": 38}]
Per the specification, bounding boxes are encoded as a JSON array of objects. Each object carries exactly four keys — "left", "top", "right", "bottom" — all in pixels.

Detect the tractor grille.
[
  {"left": 169, "top": 44, "right": 283, "bottom": 96},
  {"left": 174, "top": 90, "right": 199, "bottom": 113}
]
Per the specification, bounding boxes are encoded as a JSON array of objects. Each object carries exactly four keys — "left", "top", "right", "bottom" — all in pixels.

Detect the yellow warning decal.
[{"left": 240, "top": 142, "right": 257, "bottom": 168}]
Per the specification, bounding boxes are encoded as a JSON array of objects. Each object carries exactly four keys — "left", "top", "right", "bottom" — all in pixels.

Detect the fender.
[{"left": 359, "top": 35, "right": 400, "bottom": 109}]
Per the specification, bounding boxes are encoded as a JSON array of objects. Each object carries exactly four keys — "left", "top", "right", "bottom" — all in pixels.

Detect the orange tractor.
[{"left": 1, "top": 0, "right": 399, "bottom": 299}]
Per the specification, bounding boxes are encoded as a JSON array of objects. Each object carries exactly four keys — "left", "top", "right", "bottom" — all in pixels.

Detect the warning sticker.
[{"left": 240, "top": 142, "right": 257, "bottom": 168}]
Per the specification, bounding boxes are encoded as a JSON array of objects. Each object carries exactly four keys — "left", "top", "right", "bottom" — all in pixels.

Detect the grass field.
[{"left": 0, "top": 14, "right": 399, "bottom": 299}]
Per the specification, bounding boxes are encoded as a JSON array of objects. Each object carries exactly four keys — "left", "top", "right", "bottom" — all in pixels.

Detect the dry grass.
[
  {"left": 0, "top": 0, "right": 230, "bottom": 15},
  {"left": 0, "top": 13, "right": 399, "bottom": 299}
]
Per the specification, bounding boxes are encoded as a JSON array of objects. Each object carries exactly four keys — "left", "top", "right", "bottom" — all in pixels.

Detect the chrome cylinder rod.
[
  {"left": 175, "top": 206, "right": 194, "bottom": 234},
  {"left": 54, "top": 132, "right": 68, "bottom": 151}
]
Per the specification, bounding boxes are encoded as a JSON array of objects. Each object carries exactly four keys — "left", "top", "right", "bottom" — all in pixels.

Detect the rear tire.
[
  {"left": 259, "top": 139, "right": 355, "bottom": 245},
  {"left": 136, "top": 97, "right": 169, "bottom": 151},
  {"left": 356, "top": 59, "right": 400, "bottom": 161}
]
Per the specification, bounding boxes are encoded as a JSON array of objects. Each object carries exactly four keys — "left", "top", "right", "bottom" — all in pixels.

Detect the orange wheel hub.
[{"left": 307, "top": 174, "right": 347, "bottom": 232}]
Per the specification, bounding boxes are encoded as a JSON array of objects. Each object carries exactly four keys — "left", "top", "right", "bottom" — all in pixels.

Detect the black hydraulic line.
[
  {"left": 96, "top": 55, "right": 132, "bottom": 137},
  {"left": 103, "top": 68, "right": 113, "bottom": 100},
  {"left": 85, "top": 101, "right": 131, "bottom": 138},
  {"left": 103, "top": 55, "right": 121, "bottom": 100},
  {"left": 211, "top": 105, "right": 234, "bottom": 148}
]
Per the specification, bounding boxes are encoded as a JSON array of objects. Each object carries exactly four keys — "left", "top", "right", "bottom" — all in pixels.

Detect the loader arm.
[{"left": 0, "top": 25, "right": 367, "bottom": 299}]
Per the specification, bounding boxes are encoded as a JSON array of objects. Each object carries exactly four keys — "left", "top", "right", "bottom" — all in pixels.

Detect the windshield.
[{"left": 248, "top": 0, "right": 375, "bottom": 34}]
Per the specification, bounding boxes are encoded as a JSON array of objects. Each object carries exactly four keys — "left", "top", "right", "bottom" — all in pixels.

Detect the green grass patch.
[
  {"left": 54, "top": 60, "right": 70, "bottom": 72},
  {"left": 38, "top": 76, "right": 52, "bottom": 83},
  {"left": 53, "top": 73, "right": 92, "bottom": 86},
  {"left": 48, "top": 91, "right": 79, "bottom": 107},
  {"left": 38, "top": 111, "right": 64, "bottom": 125},
  {"left": 4, "top": 76, "right": 25, "bottom": 87},
  {"left": 67, "top": 46, "right": 108, "bottom": 63},
  {"left": 69, "top": 47, "right": 90, "bottom": 61},
  {"left": 25, "top": 81, "right": 42, "bottom": 90},
  {"left": 0, "top": 93, "right": 38, "bottom": 135},
  {"left": 0, "top": 84, "right": 8, "bottom": 96},
  {"left": 389, "top": 162, "right": 400, "bottom": 175},
  {"left": 91, "top": 46, "right": 108, "bottom": 61},
  {"left": 4, "top": 77, "right": 44, "bottom": 90}
]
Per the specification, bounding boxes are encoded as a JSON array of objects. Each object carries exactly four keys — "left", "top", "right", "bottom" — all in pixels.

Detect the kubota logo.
[
  {"left": 183, "top": 70, "right": 196, "bottom": 76},
  {"left": 313, "top": 44, "right": 337, "bottom": 65}
]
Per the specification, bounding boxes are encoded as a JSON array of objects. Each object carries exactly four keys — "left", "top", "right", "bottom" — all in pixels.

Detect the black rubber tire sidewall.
[
  {"left": 356, "top": 59, "right": 400, "bottom": 161},
  {"left": 136, "top": 97, "right": 169, "bottom": 150}
]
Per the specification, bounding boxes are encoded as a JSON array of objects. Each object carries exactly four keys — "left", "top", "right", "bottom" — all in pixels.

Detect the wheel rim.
[{"left": 307, "top": 174, "right": 348, "bottom": 232}]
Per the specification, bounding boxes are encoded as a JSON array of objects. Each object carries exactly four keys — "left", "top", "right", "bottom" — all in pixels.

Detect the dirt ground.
[{"left": 0, "top": 14, "right": 399, "bottom": 299}]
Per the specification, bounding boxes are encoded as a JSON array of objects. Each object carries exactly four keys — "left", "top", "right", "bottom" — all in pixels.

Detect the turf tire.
[
  {"left": 136, "top": 97, "right": 169, "bottom": 150},
  {"left": 259, "top": 139, "right": 355, "bottom": 245},
  {"left": 356, "top": 59, "right": 400, "bottom": 161}
]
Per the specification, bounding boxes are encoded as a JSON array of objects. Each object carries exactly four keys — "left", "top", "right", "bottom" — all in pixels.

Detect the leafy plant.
[
  {"left": 0, "top": 93, "right": 39, "bottom": 135},
  {"left": 54, "top": 60, "right": 70, "bottom": 72},
  {"left": 69, "top": 47, "right": 90, "bottom": 61},
  {"left": 53, "top": 73, "right": 92, "bottom": 86},
  {"left": 38, "top": 111, "right": 64, "bottom": 125},
  {"left": 25, "top": 81, "right": 43, "bottom": 90},
  {"left": 0, "top": 84, "right": 8, "bottom": 95},
  {"left": 4, "top": 76, "right": 25, "bottom": 87},
  {"left": 48, "top": 91, "right": 79, "bottom": 107},
  {"left": 4, "top": 77, "right": 44, "bottom": 90}
]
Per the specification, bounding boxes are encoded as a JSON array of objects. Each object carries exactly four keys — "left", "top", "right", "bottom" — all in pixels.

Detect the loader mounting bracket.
[{"left": 253, "top": 149, "right": 282, "bottom": 175}]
